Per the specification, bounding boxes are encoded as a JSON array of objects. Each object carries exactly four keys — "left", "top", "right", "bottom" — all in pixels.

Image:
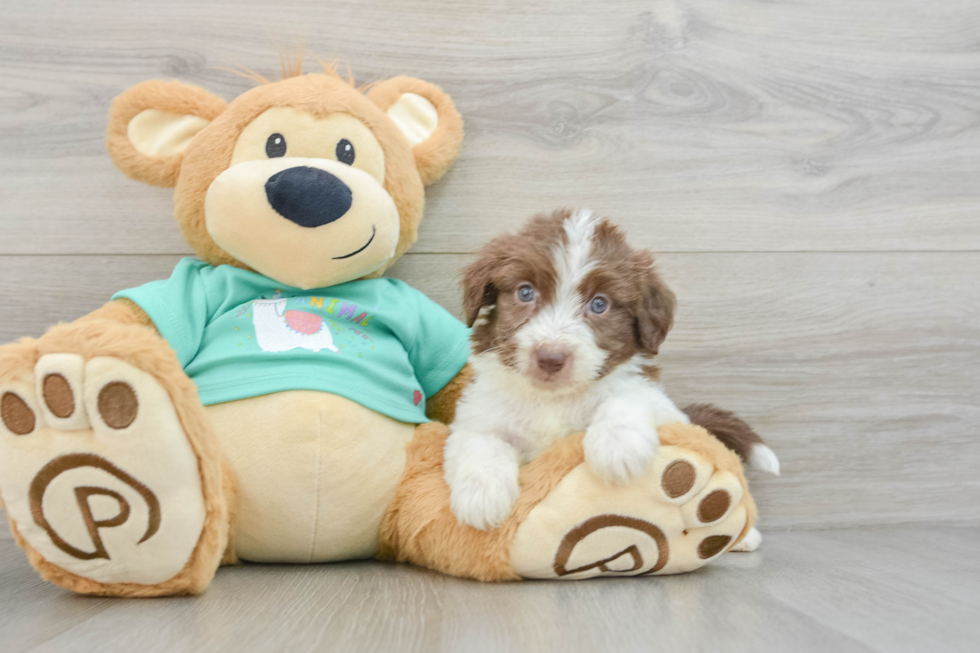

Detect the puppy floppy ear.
[
  {"left": 367, "top": 76, "right": 464, "bottom": 186},
  {"left": 461, "top": 255, "right": 500, "bottom": 328},
  {"left": 106, "top": 80, "right": 227, "bottom": 188},
  {"left": 633, "top": 251, "right": 676, "bottom": 355}
]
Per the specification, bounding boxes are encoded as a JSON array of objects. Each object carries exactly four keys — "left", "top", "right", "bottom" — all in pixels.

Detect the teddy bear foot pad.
[
  {"left": 0, "top": 324, "right": 227, "bottom": 595},
  {"left": 511, "top": 442, "right": 748, "bottom": 578}
]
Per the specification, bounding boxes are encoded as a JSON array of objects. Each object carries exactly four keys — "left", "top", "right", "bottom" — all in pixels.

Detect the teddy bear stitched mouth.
[
  {"left": 265, "top": 165, "right": 353, "bottom": 228},
  {"left": 333, "top": 225, "right": 376, "bottom": 260}
]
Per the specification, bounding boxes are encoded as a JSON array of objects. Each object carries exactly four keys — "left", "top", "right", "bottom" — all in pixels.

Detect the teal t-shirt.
[{"left": 113, "top": 258, "right": 470, "bottom": 424}]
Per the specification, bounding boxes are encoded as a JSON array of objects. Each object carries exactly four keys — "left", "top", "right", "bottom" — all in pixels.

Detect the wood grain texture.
[
  {"left": 2, "top": 0, "right": 980, "bottom": 254},
  {"left": 1, "top": 252, "right": 977, "bottom": 530},
  {"left": 1, "top": 528, "right": 977, "bottom": 653}
]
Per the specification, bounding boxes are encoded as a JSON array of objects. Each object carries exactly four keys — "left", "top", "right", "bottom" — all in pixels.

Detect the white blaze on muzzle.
[{"left": 516, "top": 210, "right": 609, "bottom": 386}]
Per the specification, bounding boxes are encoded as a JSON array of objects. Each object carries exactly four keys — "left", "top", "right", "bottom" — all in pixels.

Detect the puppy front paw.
[
  {"left": 584, "top": 419, "right": 660, "bottom": 485},
  {"left": 449, "top": 465, "right": 520, "bottom": 531}
]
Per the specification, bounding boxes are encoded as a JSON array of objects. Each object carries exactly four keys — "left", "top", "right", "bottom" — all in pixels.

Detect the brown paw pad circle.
[
  {"left": 697, "top": 490, "right": 731, "bottom": 523},
  {"left": 42, "top": 374, "right": 74, "bottom": 418},
  {"left": 97, "top": 382, "right": 138, "bottom": 429},
  {"left": 661, "top": 460, "right": 696, "bottom": 498},
  {"left": 698, "top": 535, "right": 732, "bottom": 559},
  {"left": 1, "top": 392, "right": 35, "bottom": 435}
]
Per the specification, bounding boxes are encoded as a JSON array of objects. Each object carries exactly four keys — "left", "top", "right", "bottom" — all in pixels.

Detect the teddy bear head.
[{"left": 106, "top": 66, "right": 463, "bottom": 289}]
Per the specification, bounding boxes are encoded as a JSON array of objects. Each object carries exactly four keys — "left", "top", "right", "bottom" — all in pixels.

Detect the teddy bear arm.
[
  {"left": 76, "top": 298, "right": 158, "bottom": 331},
  {"left": 424, "top": 363, "right": 474, "bottom": 425}
]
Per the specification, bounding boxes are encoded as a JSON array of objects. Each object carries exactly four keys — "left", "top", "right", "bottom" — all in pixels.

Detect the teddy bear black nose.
[{"left": 265, "top": 166, "right": 353, "bottom": 228}]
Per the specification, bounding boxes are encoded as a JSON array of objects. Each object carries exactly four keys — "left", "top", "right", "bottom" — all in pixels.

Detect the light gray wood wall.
[{"left": 1, "top": 0, "right": 979, "bottom": 531}]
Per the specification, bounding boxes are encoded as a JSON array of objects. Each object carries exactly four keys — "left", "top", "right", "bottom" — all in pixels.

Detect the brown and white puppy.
[{"left": 444, "top": 209, "right": 779, "bottom": 541}]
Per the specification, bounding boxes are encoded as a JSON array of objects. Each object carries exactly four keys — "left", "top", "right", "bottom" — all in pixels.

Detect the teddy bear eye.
[
  {"left": 265, "top": 133, "right": 287, "bottom": 158},
  {"left": 336, "top": 139, "right": 355, "bottom": 165},
  {"left": 589, "top": 295, "right": 608, "bottom": 314}
]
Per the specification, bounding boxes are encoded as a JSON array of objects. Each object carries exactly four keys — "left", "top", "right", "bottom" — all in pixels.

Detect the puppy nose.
[
  {"left": 265, "top": 166, "right": 353, "bottom": 228},
  {"left": 535, "top": 348, "right": 568, "bottom": 374}
]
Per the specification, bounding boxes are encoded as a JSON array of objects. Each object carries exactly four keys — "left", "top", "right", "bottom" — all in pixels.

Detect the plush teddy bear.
[{"left": 0, "top": 63, "right": 757, "bottom": 596}]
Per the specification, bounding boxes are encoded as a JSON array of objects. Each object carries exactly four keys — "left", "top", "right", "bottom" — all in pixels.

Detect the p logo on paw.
[
  {"left": 553, "top": 514, "right": 669, "bottom": 576},
  {"left": 28, "top": 453, "right": 161, "bottom": 561}
]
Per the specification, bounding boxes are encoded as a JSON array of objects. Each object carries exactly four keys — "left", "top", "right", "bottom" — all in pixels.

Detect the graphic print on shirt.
[
  {"left": 113, "top": 263, "right": 470, "bottom": 418},
  {"left": 251, "top": 298, "right": 340, "bottom": 353}
]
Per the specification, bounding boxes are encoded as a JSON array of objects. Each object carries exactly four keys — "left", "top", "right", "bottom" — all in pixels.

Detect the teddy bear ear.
[
  {"left": 106, "top": 80, "right": 227, "bottom": 188},
  {"left": 367, "top": 76, "right": 464, "bottom": 186}
]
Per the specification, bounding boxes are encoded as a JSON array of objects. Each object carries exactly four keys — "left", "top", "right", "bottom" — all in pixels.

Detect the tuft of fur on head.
[
  {"left": 223, "top": 46, "right": 368, "bottom": 89},
  {"left": 461, "top": 208, "right": 676, "bottom": 396}
]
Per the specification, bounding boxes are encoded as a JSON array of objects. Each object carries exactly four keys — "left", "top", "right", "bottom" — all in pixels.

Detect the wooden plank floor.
[{"left": 1, "top": 526, "right": 976, "bottom": 653}]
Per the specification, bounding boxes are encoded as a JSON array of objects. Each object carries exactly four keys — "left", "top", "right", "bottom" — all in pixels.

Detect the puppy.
[{"left": 444, "top": 209, "right": 778, "bottom": 546}]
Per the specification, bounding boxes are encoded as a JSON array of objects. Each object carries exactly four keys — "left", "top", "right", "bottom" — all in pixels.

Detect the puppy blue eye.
[
  {"left": 336, "top": 139, "right": 355, "bottom": 165},
  {"left": 589, "top": 296, "right": 608, "bottom": 314},
  {"left": 518, "top": 285, "right": 535, "bottom": 302},
  {"left": 266, "top": 133, "right": 287, "bottom": 158}
]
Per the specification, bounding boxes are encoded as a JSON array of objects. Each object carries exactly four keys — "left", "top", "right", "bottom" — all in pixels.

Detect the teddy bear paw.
[
  {"left": 509, "top": 435, "right": 752, "bottom": 578},
  {"left": 0, "top": 348, "right": 210, "bottom": 589}
]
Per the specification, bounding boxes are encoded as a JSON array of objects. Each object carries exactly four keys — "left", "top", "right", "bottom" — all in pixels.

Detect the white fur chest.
[
  {"left": 496, "top": 390, "right": 598, "bottom": 460},
  {"left": 454, "top": 355, "right": 644, "bottom": 461}
]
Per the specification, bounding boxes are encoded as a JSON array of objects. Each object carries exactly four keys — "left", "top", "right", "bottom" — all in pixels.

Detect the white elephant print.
[{"left": 251, "top": 299, "right": 339, "bottom": 353}]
